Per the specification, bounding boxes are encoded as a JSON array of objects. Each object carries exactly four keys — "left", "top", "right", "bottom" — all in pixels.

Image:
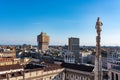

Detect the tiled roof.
[
  {"left": 24, "top": 64, "right": 43, "bottom": 69},
  {"left": 43, "top": 64, "right": 62, "bottom": 71},
  {"left": 24, "top": 63, "right": 62, "bottom": 72},
  {"left": 0, "top": 64, "right": 23, "bottom": 71}
]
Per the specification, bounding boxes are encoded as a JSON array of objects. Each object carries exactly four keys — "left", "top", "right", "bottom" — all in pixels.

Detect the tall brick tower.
[{"left": 37, "top": 32, "right": 50, "bottom": 51}]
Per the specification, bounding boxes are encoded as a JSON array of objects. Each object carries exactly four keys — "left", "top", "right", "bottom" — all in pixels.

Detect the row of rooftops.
[
  {"left": 61, "top": 63, "right": 94, "bottom": 72},
  {"left": 0, "top": 64, "right": 23, "bottom": 72},
  {"left": 0, "top": 62, "right": 94, "bottom": 79},
  {"left": 0, "top": 62, "right": 94, "bottom": 73},
  {"left": 0, "top": 47, "right": 15, "bottom": 53},
  {"left": 0, "top": 71, "right": 23, "bottom": 79}
]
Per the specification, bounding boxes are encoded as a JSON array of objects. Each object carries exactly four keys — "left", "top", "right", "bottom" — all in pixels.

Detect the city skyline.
[{"left": 0, "top": 0, "right": 120, "bottom": 46}]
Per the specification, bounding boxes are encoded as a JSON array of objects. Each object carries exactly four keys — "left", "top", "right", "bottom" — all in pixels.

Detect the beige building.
[
  {"left": 0, "top": 47, "right": 15, "bottom": 58},
  {"left": 0, "top": 64, "right": 64, "bottom": 80},
  {"left": 37, "top": 32, "right": 50, "bottom": 51},
  {"left": 0, "top": 47, "right": 20, "bottom": 66}
]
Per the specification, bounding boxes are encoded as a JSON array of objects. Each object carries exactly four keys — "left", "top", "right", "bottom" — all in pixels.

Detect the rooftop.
[
  {"left": 24, "top": 63, "right": 62, "bottom": 72},
  {"left": 61, "top": 63, "right": 94, "bottom": 72},
  {"left": 0, "top": 64, "right": 23, "bottom": 72}
]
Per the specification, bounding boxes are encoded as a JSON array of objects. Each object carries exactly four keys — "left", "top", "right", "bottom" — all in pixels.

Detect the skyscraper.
[
  {"left": 68, "top": 37, "right": 80, "bottom": 63},
  {"left": 37, "top": 32, "right": 50, "bottom": 51}
]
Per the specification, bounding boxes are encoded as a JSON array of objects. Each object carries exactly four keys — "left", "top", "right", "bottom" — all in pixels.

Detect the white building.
[
  {"left": 62, "top": 63, "right": 94, "bottom": 80},
  {"left": 107, "top": 51, "right": 120, "bottom": 80},
  {"left": 64, "top": 51, "right": 75, "bottom": 63},
  {"left": 81, "top": 51, "right": 92, "bottom": 63}
]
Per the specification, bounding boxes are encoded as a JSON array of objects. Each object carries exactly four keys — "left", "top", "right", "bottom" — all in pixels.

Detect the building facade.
[
  {"left": 0, "top": 47, "right": 15, "bottom": 58},
  {"left": 0, "top": 47, "right": 20, "bottom": 66},
  {"left": 68, "top": 37, "right": 80, "bottom": 63},
  {"left": 107, "top": 53, "right": 120, "bottom": 80},
  {"left": 62, "top": 63, "right": 94, "bottom": 80},
  {"left": 37, "top": 32, "right": 50, "bottom": 51},
  {"left": 107, "top": 62, "right": 120, "bottom": 80}
]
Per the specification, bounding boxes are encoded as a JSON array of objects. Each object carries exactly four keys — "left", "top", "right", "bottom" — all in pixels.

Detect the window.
[
  {"left": 76, "top": 75, "right": 78, "bottom": 79},
  {"left": 50, "top": 76, "right": 52, "bottom": 79},
  {"left": 59, "top": 74, "right": 61, "bottom": 78},
  {"left": 87, "top": 78, "right": 90, "bottom": 80},
  {"left": 111, "top": 72, "right": 114, "bottom": 80},
  {"left": 81, "top": 76, "right": 83, "bottom": 80},
  {"left": 66, "top": 74, "right": 68, "bottom": 77},
  {"left": 71, "top": 74, "right": 73, "bottom": 78},
  {"left": 116, "top": 74, "right": 118, "bottom": 80}
]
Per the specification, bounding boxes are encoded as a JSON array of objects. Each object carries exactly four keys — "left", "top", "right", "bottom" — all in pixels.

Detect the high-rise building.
[
  {"left": 68, "top": 37, "right": 80, "bottom": 63},
  {"left": 37, "top": 32, "right": 50, "bottom": 51}
]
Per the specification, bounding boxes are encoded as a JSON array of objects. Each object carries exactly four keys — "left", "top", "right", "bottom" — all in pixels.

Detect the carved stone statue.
[{"left": 95, "top": 17, "right": 103, "bottom": 35}]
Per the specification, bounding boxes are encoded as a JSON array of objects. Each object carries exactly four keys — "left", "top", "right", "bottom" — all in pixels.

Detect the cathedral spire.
[{"left": 94, "top": 17, "right": 103, "bottom": 80}]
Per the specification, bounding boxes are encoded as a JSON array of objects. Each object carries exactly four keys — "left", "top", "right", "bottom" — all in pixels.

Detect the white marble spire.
[{"left": 94, "top": 17, "right": 103, "bottom": 80}]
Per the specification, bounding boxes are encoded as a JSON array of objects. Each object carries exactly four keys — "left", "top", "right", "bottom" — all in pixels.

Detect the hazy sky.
[{"left": 0, "top": 0, "right": 120, "bottom": 46}]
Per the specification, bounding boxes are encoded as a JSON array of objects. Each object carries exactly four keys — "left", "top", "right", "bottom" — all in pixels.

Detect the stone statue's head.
[{"left": 97, "top": 17, "right": 100, "bottom": 21}]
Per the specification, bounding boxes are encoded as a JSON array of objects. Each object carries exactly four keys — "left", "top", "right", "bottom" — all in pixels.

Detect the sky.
[{"left": 0, "top": 0, "right": 120, "bottom": 46}]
